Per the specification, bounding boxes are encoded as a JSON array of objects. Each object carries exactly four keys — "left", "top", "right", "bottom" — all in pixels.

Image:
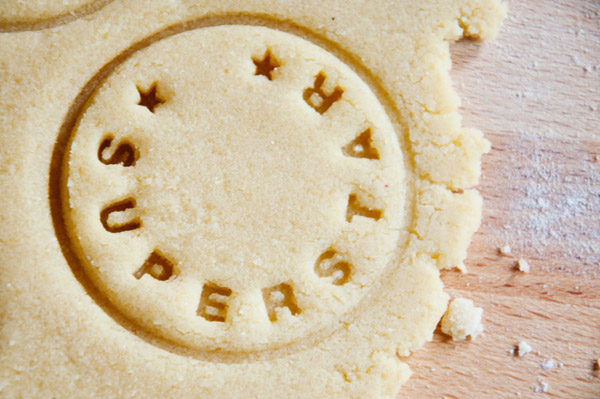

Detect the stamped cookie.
[
  {"left": 0, "top": 1, "right": 505, "bottom": 398},
  {"left": 62, "top": 25, "right": 406, "bottom": 353}
]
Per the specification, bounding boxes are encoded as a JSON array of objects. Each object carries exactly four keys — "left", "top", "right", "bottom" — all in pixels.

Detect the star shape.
[
  {"left": 253, "top": 50, "right": 280, "bottom": 80},
  {"left": 137, "top": 83, "right": 164, "bottom": 113}
]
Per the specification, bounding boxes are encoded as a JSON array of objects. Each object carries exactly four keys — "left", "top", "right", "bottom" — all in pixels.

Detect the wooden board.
[{"left": 401, "top": 1, "right": 600, "bottom": 398}]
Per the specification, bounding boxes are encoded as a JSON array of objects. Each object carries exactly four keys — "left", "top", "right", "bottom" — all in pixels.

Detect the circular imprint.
[
  {"left": 0, "top": 0, "right": 111, "bottom": 31},
  {"left": 59, "top": 25, "right": 407, "bottom": 353}
]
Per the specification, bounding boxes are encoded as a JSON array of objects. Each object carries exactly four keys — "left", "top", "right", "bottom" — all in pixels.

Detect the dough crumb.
[
  {"left": 541, "top": 359, "right": 556, "bottom": 370},
  {"left": 499, "top": 245, "right": 511, "bottom": 255},
  {"left": 517, "top": 258, "right": 530, "bottom": 273},
  {"left": 441, "top": 298, "right": 484, "bottom": 341},
  {"left": 595, "top": 359, "right": 600, "bottom": 371},
  {"left": 533, "top": 379, "right": 549, "bottom": 393},
  {"left": 517, "top": 341, "right": 532, "bottom": 357}
]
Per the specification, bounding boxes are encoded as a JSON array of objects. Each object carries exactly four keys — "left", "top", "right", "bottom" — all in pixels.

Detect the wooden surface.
[{"left": 402, "top": 1, "right": 600, "bottom": 398}]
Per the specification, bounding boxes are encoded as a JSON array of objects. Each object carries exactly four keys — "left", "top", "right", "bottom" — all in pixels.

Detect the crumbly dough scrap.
[
  {"left": 517, "top": 258, "right": 531, "bottom": 273},
  {"left": 0, "top": 1, "right": 505, "bottom": 398},
  {"left": 499, "top": 244, "right": 511, "bottom": 255},
  {"left": 518, "top": 341, "right": 533, "bottom": 357},
  {"left": 441, "top": 297, "right": 484, "bottom": 340}
]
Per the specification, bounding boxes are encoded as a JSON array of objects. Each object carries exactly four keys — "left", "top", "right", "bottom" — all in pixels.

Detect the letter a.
[
  {"left": 262, "top": 283, "right": 301, "bottom": 322},
  {"left": 303, "top": 72, "right": 343, "bottom": 114}
]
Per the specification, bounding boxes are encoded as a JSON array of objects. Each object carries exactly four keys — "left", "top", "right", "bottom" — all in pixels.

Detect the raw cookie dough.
[
  {"left": 518, "top": 341, "right": 533, "bottom": 357},
  {"left": 64, "top": 25, "right": 407, "bottom": 352},
  {"left": 0, "top": 0, "right": 112, "bottom": 31},
  {"left": 441, "top": 297, "right": 485, "bottom": 340},
  {"left": 0, "top": 1, "right": 505, "bottom": 398}
]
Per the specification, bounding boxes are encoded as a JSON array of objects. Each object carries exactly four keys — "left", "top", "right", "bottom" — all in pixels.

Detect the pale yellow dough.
[
  {"left": 0, "top": 0, "right": 111, "bottom": 28},
  {"left": 0, "top": 0, "right": 94, "bottom": 20},
  {"left": 441, "top": 297, "right": 484, "bottom": 340},
  {"left": 0, "top": 1, "right": 505, "bottom": 398}
]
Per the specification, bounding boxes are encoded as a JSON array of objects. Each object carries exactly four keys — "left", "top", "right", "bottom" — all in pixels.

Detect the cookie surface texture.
[
  {"left": 0, "top": 0, "right": 113, "bottom": 31},
  {"left": 0, "top": 1, "right": 505, "bottom": 398}
]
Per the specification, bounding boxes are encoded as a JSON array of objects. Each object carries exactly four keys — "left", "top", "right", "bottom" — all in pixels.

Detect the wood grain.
[{"left": 402, "top": 1, "right": 600, "bottom": 398}]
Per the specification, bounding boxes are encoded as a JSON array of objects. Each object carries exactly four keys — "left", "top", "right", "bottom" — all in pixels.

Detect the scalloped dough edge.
[{"left": 410, "top": 0, "right": 506, "bottom": 272}]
